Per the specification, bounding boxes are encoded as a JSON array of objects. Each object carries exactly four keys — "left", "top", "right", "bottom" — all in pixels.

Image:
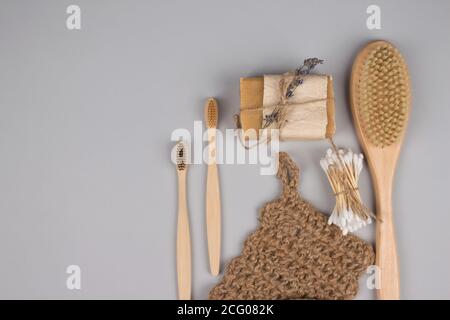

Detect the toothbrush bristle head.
[
  {"left": 176, "top": 141, "right": 187, "bottom": 171},
  {"left": 205, "top": 98, "right": 218, "bottom": 129}
]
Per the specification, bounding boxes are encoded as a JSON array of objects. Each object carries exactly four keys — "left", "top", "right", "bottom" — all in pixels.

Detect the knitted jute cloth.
[{"left": 209, "top": 152, "right": 374, "bottom": 300}]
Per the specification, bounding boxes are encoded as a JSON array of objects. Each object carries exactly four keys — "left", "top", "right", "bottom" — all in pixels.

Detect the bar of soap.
[{"left": 239, "top": 75, "right": 336, "bottom": 140}]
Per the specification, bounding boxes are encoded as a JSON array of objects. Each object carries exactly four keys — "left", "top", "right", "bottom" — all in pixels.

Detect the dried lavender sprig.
[
  {"left": 263, "top": 58, "right": 324, "bottom": 128},
  {"left": 262, "top": 110, "right": 281, "bottom": 129},
  {"left": 286, "top": 58, "right": 324, "bottom": 98},
  {"left": 295, "top": 58, "right": 324, "bottom": 76}
]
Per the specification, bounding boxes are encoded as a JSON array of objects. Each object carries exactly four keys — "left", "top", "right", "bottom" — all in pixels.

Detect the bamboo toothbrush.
[
  {"left": 350, "top": 41, "right": 411, "bottom": 300},
  {"left": 205, "top": 98, "right": 221, "bottom": 276},
  {"left": 175, "top": 140, "right": 191, "bottom": 299}
]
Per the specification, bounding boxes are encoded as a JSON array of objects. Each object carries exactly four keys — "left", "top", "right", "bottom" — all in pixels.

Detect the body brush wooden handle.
[{"left": 370, "top": 148, "right": 401, "bottom": 299}]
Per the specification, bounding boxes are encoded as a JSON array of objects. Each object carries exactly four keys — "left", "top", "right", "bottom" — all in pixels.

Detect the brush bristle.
[
  {"left": 205, "top": 98, "right": 218, "bottom": 129},
  {"left": 176, "top": 141, "right": 187, "bottom": 171},
  {"left": 355, "top": 42, "right": 410, "bottom": 147}
]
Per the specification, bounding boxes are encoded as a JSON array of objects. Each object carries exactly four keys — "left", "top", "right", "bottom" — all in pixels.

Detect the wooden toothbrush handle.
[
  {"left": 177, "top": 173, "right": 191, "bottom": 300},
  {"left": 375, "top": 178, "right": 400, "bottom": 300},
  {"left": 206, "top": 163, "right": 221, "bottom": 276}
]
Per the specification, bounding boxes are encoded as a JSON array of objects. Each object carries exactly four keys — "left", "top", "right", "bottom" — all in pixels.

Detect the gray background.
[{"left": 0, "top": 0, "right": 449, "bottom": 299}]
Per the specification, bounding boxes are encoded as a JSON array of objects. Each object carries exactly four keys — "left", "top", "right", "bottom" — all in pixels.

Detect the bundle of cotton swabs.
[{"left": 320, "top": 147, "right": 375, "bottom": 235}]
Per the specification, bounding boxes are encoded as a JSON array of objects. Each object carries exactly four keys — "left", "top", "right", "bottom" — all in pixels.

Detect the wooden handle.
[
  {"left": 369, "top": 148, "right": 401, "bottom": 300},
  {"left": 375, "top": 179, "right": 400, "bottom": 300},
  {"left": 177, "top": 173, "right": 191, "bottom": 300},
  {"left": 206, "top": 132, "right": 221, "bottom": 276}
]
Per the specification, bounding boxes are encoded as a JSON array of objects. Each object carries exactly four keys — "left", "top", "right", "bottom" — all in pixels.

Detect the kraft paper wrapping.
[{"left": 239, "top": 74, "right": 335, "bottom": 140}]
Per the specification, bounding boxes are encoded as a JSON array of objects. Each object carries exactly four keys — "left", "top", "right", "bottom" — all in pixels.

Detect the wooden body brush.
[
  {"left": 175, "top": 141, "right": 191, "bottom": 299},
  {"left": 350, "top": 41, "right": 410, "bottom": 299},
  {"left": 205, "top": 98, "right": 221, "bottom": 276}
]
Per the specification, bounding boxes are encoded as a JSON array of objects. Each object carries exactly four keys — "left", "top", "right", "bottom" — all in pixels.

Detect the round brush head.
[
  {"left": 205, "top": 98, "right": 218, "bottom": 129},
  {"left": 352, "top": 41, "right": 411, "bottom": 148}
]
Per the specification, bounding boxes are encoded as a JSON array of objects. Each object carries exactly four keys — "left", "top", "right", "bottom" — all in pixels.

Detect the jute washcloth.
[{"left": 209, "top": 152, "right": 374, "bottom": 300}]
